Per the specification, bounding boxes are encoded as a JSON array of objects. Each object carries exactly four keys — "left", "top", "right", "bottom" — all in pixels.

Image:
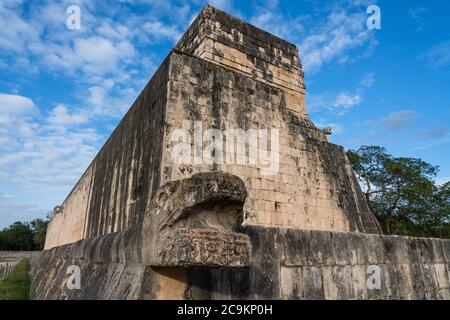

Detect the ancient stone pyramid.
[
  {"left": 32, "top": 6, "right": 449, "bottom": 300},
  {"left": 45, "top": 5, "right": 379, "bottom": 250}
]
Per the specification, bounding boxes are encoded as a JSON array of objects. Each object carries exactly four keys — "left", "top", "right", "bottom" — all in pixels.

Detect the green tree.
[
  {"left": 0, "top": 218, "right": 49, "bottom": 251},
  {"left": 347, "top": 145, "right": 450, "bottom": 238},
  {"left": 0, "top": 222, "right": 34, "bottom": 251},
  {"left": 30, "top": 219, "right": 49, "bottom": 250}
]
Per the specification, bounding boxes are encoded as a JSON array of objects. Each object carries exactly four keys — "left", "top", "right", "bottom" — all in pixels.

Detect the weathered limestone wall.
[
  {"left": 30, "top": 226, "right": 450, "bottom": 300},
  {"left": 36, "top": 6, "right": 448, "bottom": 301},
  {"left": 45, "top": 167, "right": 94, "bottom": 249},
  {"left": 162, "top": 52, "right": 379, "bottom": 234},
  {"left": 0, "top": 260, "right": 21, "bottom": 281},
  {"left": 33, "top": 172, "right": 252, "bottom": 300},
  {"left": 0, "top": 251, "right": 36, "bottom": 280},
  {"left": 32, "top": 228, "right": 148, "bottom": 299},
  {"left": 232, "top": 228, "right": 450, "bottom": 300},
  {"left": 176, "top": 6, "right": 306, "bottom": 115},
  {"left": 0, "top": 251, "right": 36, "bottom": 259},
  {"left": 33, "top": 230, "right": 204, "bottom": 300},
  {"left": 44, "top": 55, "right": 170, "bottom": 249},
  {"left": 44, "top": 5, "right": 378, "bottom": 250}
]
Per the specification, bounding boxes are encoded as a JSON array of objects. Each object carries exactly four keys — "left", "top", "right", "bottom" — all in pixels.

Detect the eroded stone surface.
[
  {"left": 44, "top": 5, "right": 379, "bottom": 250},
  {"left": 142, "top": 171, "right": 251, "bottom": 267},
  {"left": 31, "top": 223, "right": 450, "bottom": 300},
  {"left": 33, "top": 5, "right": 449, "bottom": 301},
  {"left": 31, "top": 172, "right": 252, "bottom": 299},
  {"left": 0, "top": 251, "right": 37, "bottom": 280}
]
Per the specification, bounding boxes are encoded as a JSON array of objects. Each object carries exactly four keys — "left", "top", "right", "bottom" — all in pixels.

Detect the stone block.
[
  {"left": 419, "top": 238, "right": 435, "bottom": 264},
  {"left": 434, "top": 263, "right": 449, "bottom": 289},
  {"left": 283, "top": 229, "right": 310, "bottom": 266},
  {"left": 431, "top": 239, "right": 446, "bottom": 263},
  {"left": 322, "top": 266, "right": 354, "bottom": 299},
  {"left": 331, "top": 232, "right": 352, "bottom": 266},
  {"left": 384, "top": 264, "right": 415, "bottom": 299},
  {"left": 302, "top": 266, "right": 323, "bottom": 300},
  {"left": 280, "top": 266, "right": 303, "bottom": 299},
  {"left": 442, "top": 240, "right": 450, "bottom": 263},
  {"left": 309, "top": 230, "right": 335, "bottom": 266},
  {"left": 351, "top": 265, "right": 368, "bottom": 299}
]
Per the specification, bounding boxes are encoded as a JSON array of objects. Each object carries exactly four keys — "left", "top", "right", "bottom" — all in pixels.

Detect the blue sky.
[{"left": 0, "top": 0, "right": 449, "bottom": 227}]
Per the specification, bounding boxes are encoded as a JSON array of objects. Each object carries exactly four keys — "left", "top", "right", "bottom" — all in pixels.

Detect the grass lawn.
[{"left": 0, "top": 258, "right": 31, "bottom": 300}]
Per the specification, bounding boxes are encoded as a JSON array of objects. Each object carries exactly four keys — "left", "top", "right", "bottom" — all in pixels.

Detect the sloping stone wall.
[
  {"left": 162, "top": 52, "right": 379, "bottom": 234},
  {"left": 31, "top": 228, "right": 148, "bottom": 299},
  {"left": 0, "top": 251, "right": 36, "bottom": 259},
  {"left": 35, "top": 6, "right": 448, "bottom": 300},
  {"left": 30, "top": 226, "right": 450, "bottom": 300},
  {"left": 32, "top": 172, "right": 252, "bottom": 300},
  {"left": 44, "top": 54, "right": 171, "bottom": 249},
  {"left": 44, "top": 5, "right": 379, "bottom": 250},
  {"left": 0, "top": 261, "right": 20, "bottom": 280},
  {"left": 0, "top": 251, "right": 36, "bottom": 280},
  {"left": 175, "top": 5, "right": 306, "bottom": 115},
  {"left": 233, "top": 228, "right": 449, "bottom": 300}
]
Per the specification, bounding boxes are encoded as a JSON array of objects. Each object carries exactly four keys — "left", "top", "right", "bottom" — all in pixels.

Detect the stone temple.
[{"left": 30, "top": 6, "right": 450, "bottom": 299}]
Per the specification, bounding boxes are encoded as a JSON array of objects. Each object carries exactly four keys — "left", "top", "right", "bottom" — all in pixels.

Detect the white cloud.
[
  {"left": 420, "top": 41, "right": 450, "bottom": 69},
  {"left": 333, "top": 92, "right": 362, "bottom": 110},
  {"left": 264, "top": 0, "right": 279, "bottom": 9},
  {"left": 416, "top": 126, "right": 449, "bottom": 140},
  {"left": 96, "top": 22, "right": 132, "bottom": 41},
  {"left": 47, "top": 104, "right": 89, "bottom": 126},
  {"left": 0, "top": 93, "right": 102, "bottom": 223},
  {"left": 0, "top": 192, "right": 47, "bottom": 228},
  {"left": 308, "top": 90, "right": 362, "bottom": 116},
  {"left": 0, "top": 93, "right": 39, "bottom": 124},
  {"left": 376, "top": 110, "right": 420, "bottom": 131},
  {"left": 250, "top": 11, "right": 304, "bottom": 39},
  {"left": 0, "top": 1, "right": 193, "bottom": 226},
  {"left": 208, "top": 0, "right": 233, "bottom": 11},
  {"left": 0, "top": 93, "right": 37, "bottom": 115},
  {"left": 247, "top": 2, "right": 377, "bottom": 75},
  {"left": 300, "top": 10, "right": 374, "bottom": 74},
  {"left": 144, "top": 21, "right": 183, "bottom": 43},
  {"left": 75, "top": 37, "right": 135, "bottom": 74},
  {"left": 29, "top": 36, "right": 136, "bottom": 77},
  {"left": 0, "top": 135, "right": 19, "bottom": 151},
  {"left": 408, "top": 6, "right": 427, "bottom": 32},
  {"left": 0, "top": 1, "right": 151, "bottom": 115},
  {"left": 0, "top": 2, "right": 40, "bottom": 52},
  {"left": 361, "top": 73, "right": 375, "bottom": 87},
  {"left": 84, "top": 78, "right": 137, "bottom": 117},
  {"left": 413, "top": 126, "right": 450, "bottom": 150}
]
